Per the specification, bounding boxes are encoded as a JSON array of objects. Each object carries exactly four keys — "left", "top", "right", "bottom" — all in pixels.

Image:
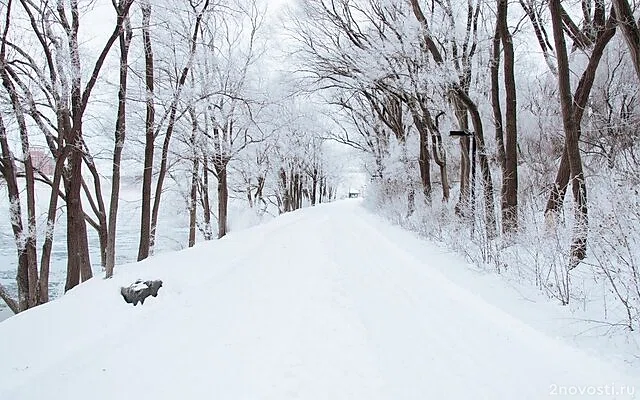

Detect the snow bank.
[{"left": 0, "top": 201, "right": 637, "bottom": 399}]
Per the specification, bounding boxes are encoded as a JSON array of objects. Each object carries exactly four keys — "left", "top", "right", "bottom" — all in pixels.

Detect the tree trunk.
[
  {"left": 298, "top": 176, "right": 304, "bottom": 209},
  {"left": 549, "top": 0, "right": 588, "bottom": 268},
  {"left": 426, "top": 110, "right": 449, "bottom": 202},
  {"left": 411, "top": 109, "right": 432, "bottom": 204},
  {"left": 280, "top": 168, "right": 290, "bottom": 212},
  {"left": 311, "top": 168, "right": 318, "bottom": 206},
  {"left": 0, "top": 113, "right": 28, "bottom": 312},
  {"left": 200, "top": 156, "right": 213, "bottom": 240},
  {"left": 491, "top": 11, "right": 506, "bottom": 184},
  {"left": 247, "top": 182, "right": 254, "bottom": 208},
  {"left": 293, "top": 173, "right": 300, "bottom": 210},
  {"left": 0, "top": 283, "right": 18, "bottom": 314},
  {"left": 499, "top": 0, "right": 519, "bottom": 233},
  {"left": 137, "top": 0, "right": 155, "bottom": 261},
  {"left": 83, "top": 160, "right": 107, "bottom": 269},
  {"left": 255, "top": 175, "right": 265, "bottom": 206},
  {"left": 188, "top": 104, "right": 199, "bottom": 248},
  {"left": 64, "top": 142, "right": 93, "bottom": 291},
  {"left": 612, "top": 0, "right": 640, "bottom": 82},
  {"left": 456, "top": 90, "right": 498, "bottom": 240},
  {"left": 63, "top": 0, "right": 134, "bottom": 289},
  {"left": 189, "top": 157, "right": 199, "bottom": 247},
  {"left": 544, "top": 8, "right": 615, "bottom": 218},
  {"left": 0, "top": 49, "right": 39, "bottom": 307},
  {"left": 106, "top": 17, "right": 132, "bottom": 278},
  {"left": 149, "top": 109, "right": 178, "bottom": 254},
  {"left": 39, "top": 146, "right": 71, "bottom": 301},
  {"left": 453, "top": 97, "right": 471, "bottom": 216},
  {"left": 149, "top": 0, "right": 210, "bottom": 253},
  {"left": 65, "top": 0, "right": 92, "bottom": 289},
  {"left": 216, "top": 162, "right": 229, "bottom": 238}
]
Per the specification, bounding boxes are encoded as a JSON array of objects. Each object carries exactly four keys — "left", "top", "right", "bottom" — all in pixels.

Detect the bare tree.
[
  {"left": 545, "top": 3, "right": 617, "bottom": 220},
  {"left": 409, "top": 0, "right": 497, "bottom": 239},
  {"left": 612, "top": 0, "right": 640, "bottom": 81},
  {"left": 491, "top": 0, "right": 519, "bottom": 233},
  {"left": 0, "top": 0, "right": 133, "bottom": 311},
  {"left": 137, "top": 0, "right": 156, "bottom": 261},
  {"left": 187, "top": 105, "right": 199, "bottom": 248},
  {"left": 149, "top": 0, "right": 211, "bottom": 250},
  {"left": 548, "top": 0, "right": 588, "bottom": 268},
  {"left": 105, "top": 14, "right": 133, "bottom": 278},
  {"left": 0, "top": 0, "right": 38, "bottom": 308}
]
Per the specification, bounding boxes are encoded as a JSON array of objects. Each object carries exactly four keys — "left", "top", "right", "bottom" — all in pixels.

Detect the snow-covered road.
[{"left": 0, "top": 200, "right": 636, "bottom": 399}]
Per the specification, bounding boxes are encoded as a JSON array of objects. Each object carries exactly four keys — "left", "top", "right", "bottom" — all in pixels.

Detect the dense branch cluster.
[
  {"left": 0, "top": 0, "right": 341, "bottom": 314},
  {"left": 287, "top": 0, "right": 640, "bottom": 324},
  {"left": 0, "top": 0, "right": 639, "bottom": 334}
]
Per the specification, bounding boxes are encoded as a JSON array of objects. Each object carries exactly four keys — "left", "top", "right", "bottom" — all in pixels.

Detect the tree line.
[
  {"left": 0, "top": 0, "right": 340, "bottom": 315},
  {"left": 287, "top": 0, "right": 640, "bottom": 320}
]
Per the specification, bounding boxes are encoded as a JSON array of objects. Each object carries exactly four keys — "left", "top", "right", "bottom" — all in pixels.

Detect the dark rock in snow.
[{"left": 120, "top": 279, "right": 163, "bottom": 306}]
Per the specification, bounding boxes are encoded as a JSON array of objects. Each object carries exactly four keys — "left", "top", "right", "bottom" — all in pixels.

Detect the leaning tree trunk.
[
  {"left": 0, "top": 114, "right": 27, "bottom": 313},
  {"left": 0, "top": 49, "right": 39, "bottom": 307},
  {"left": 39, "top": 146, "right": 71, "bottom": 302},
  {"left": 106, "top": 17, "right": 132, "bottom": 278},
  {"left": 545, "top": 9, "right": 616, "bottom": 219},
  {"left": 549, "top": 0, "right": 588, "bottom": 268},
  {"left": 149, "top": 0, "right": 210, "bottom": 253},
  {"left": 612, "top": 0, "right": 640, "bottom": 82},
  {"left": 83, "top": 158, "right": 108, "bottom": 269}
]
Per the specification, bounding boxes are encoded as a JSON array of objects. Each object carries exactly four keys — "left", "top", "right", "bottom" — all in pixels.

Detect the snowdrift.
[{"left": 0, "top": 200, "right": 637, "bottom": 399}]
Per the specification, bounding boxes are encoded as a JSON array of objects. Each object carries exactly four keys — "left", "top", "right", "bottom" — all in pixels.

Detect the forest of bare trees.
[
  {"left": 0, "top": 0, "right": 639, "bottom": 333},
  {"left": 0, "top": 0, "right": 340, "bottom": 315},
  {"left": 287, "top": 0, "right": 640, "bottom": 327}
]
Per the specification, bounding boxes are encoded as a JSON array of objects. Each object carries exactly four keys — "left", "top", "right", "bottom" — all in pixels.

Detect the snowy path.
[{"left": 0, "top": 200, "right": 636, "bottom": 399}]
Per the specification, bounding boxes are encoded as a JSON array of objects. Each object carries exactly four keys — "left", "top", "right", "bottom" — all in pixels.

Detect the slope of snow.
[{"left": 0, "top": 200, "right": 637, "bottom": 399}]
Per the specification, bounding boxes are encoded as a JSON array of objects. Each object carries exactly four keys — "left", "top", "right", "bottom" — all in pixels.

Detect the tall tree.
[
  {"left": 0, "top": 0, "right": 38, "bottom": 307},
  {"left": 497, "top": 0, "right": 519, "bottom": 233},
  {"left": 409, "top": 0, "right": 497, "bottom": 239},
  {"left": 612, "top": 0, "right": 640, "bottom": 81},
  {"left": 548, "top": 0, "right": 588, "bottom": 268},
  {"left": 149, "top": 0, "right": 211, "bottom": 252},
  {"left": 137, "top": 0, "right": 156, "bottom": 261},
  {"left": 544, "top": 3, "right": 617, "bottom": 221},
  {"left": 105, "top": 14, "right": 133, "bottom": 278}
]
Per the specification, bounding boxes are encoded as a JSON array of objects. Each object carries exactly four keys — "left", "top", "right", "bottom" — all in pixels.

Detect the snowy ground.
[
  {"left": 0, "top": 200, "right": 637, "bottom": 399},
  {"left": 0, "top": 180, "right": 215, "bottom": 320}
]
